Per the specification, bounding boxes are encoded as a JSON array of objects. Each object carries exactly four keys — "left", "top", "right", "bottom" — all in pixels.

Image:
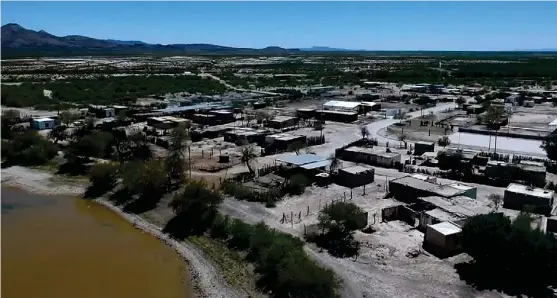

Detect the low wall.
[{"left": 458, "top": 127, "right": 549, "bottom": 141}]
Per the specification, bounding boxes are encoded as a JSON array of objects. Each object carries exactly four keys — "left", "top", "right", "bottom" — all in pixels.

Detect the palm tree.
[
  {"left": 484, "top": 105, "right": 506, "bottom": 154},
  {"left": 240, "top": 145, "right": 257, "bottom": 174}
]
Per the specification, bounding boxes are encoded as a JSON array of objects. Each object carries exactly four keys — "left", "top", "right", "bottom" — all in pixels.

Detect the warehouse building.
[
  {"left": 504, "top": 183, "right": 555, "bottom": 215},
  {"left": 338, "top": 146, "right": 402, "bottom": 167}
]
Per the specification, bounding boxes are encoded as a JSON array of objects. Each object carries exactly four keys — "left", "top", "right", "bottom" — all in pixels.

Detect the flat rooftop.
[
  {"left": 391, "top": 176, "right": 437, "bottom": 192},
  {"left": 316, "top": 109, "right": 358, "bottom": 116},
  {"left": 429, "top": 221, "right": 462, "bottom": 236},
  {"left": 340, "top": 165, "right": 374, "bottom": 175},
  {"left": 345, "top": 146, "right": 402, "bottom": 158},
  {"left": 506, "top": 183, "right": 554, "bottom": 199},
  {"left": 269, "top": 116, "right": 297, "bottom": 123}
]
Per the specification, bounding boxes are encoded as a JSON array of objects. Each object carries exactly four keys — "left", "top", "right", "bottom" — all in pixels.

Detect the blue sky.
[{"left": 2, "top": 1, "right": 556, "bottom": 51}]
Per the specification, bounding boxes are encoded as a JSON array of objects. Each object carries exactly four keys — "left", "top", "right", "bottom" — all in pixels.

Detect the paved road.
[
  {"left": 365, "top": 102, "right": 457, "bottom": 144},
  {"left": 198, "top": 72, "right": 280, "bottom": 96}
]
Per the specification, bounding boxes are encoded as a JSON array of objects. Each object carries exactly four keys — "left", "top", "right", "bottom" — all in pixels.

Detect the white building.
[{"left": 322, "top": 100, "right": 361, "bottom": 113}]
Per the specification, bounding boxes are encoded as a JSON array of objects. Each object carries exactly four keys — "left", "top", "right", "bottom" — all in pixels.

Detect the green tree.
[
  {"left": 287, "top": 141, "right": 306, "bottom": 155},
  {"left": 360, "top": 126, "right": 370, "bottom": 139},
  {"left": 59, "top": 111, "right": 79, "bottom": 126},
  {"left": 165, "top": 125, "right": 190, "bottom": 186},
  {"left": 122, "top": 159, "right": 167, "bottom": 200},
  {"left": 2, "top": 131, "right": 59, "bottom": 166},
  {"left": 316, "top": 201, "right": 366, "bottom": 258},
  {"left": 328, "top": 153, "right": 341, "bottom": 175},
  {"left": 487, "top": 193, "right": 503, "bottom": 211},
  {"left": 87, "top": 162, "right": 119, "bottom": 196}
]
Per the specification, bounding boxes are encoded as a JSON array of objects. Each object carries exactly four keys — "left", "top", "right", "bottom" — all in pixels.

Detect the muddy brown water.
[{"left": 1, "top": 186, "right": 192, "bottom": 298}]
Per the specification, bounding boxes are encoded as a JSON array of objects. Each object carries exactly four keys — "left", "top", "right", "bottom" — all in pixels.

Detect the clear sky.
[{"left": 2, "top": 1, "right": 556, "bottom": 51}]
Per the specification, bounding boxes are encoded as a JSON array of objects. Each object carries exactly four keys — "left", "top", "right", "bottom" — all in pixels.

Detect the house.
[
  {"left": 224, "top": 128, "right": 268, "bottom": 145},
  {"left": 337, "top": 165, "right": 375, "bottom": 189},
  {"left": 423, "top": 222, "right": 462, "bottom": 258},
  {"left": 193, "top": 114, "right": 217, "bottom": 126},
  {"left": 486, "top": 160, "right": 546, "bottom": 187},
  {"left": 308, "top": 86, "right": 335, "bottom": 95},
  {"left": 338, "top": 146, "right": 402, "bottom": 167},
  {"left": 504, "top": 183, "right": 555, "bottom": 215},
  {"left": 414, "top": 141, "right": 435, "bottom": 156},
  {"left": 523, "top": 100, "right": 535, "bottom": 107},
  {"left": 266, "top": 116, "right": 299, "bottom": 130},
  {"left": 30, "top": 117, "right": 55, "bottom": 130}
]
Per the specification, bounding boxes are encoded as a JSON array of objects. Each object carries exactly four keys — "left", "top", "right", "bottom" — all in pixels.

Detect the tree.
[
  {"left": 315, "top": 201, "right": 366, "bottom": 258},
  {"left": 437, "top": 136, "right": 451, "bottom": 148},
  {"left": 240, "top": 145, "right": 257, "bottom": 174},
  {"left": 455, "top": 96, "right": 466, "bottom": 108},
  {"left": 487, "top": 193, "right": 503, "bottom": 211},
  {"left": 328, "top": 153, "right": 340, "bottom": 175},
  {"left": 1, "top": 109, "right": 22, "bottom": 140},
  {"left": 66, "top": 131, "right": 113, "bottom": 160},
  {"left": 165, "top": 125, "right": 190, "bottom": 185},
  {"left": 2, "top": 131, "right": 59, "bottom": 166},
  {"left": 49, "top": 125, "right": 68, "bottom": 144},
  {"left": 484, "top": 105, "right": 506, "bottom": 153},
  {"left": 122, "top": 159, "right": 167, "bottom": 200},
  {"left": 287, "top": 141, "right": 305, "bottom": 155},
  {"left": 168, "top": 180, "right": 223, "bottom": 234},
  {"left": 398, "top": 134, "right": 407, "bottom": 148},
  {"left": 541, "top": 133, "right": 557, "bottom": 161},
  {"left": 59, "top": 111, "right": 79, "bottom": 126},
  {"left": 88, "top": 162, "right": 119, "bottom": 195},
  {"left": 116, "top": 110, "right": 127, "bottom": 123},
  {"left": 360, "top": 126, "right": 370, "bottom": 139}
]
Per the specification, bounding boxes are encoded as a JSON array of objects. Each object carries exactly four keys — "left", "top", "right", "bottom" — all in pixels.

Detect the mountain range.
[
  {"left": 2, "top": 23, "right": 556, "bottom": 58},
  {"left": 0, "top": 23, "right": 303, "bottom": 57}
]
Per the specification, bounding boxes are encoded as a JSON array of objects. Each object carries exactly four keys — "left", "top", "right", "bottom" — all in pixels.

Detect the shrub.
[{"left": 286, "top": 174, "right": 309, "bottom": 195}]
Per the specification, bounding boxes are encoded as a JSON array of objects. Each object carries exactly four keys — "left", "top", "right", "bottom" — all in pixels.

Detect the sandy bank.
[{"left": 1, "top": 165, "right": 242, "bottom": 298}]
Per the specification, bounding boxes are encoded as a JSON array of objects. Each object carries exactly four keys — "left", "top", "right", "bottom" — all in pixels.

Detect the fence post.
[
  {"left": 307, "top": 205, "right": 310, "bottom": 216},
  {"left": 291, "top": 211, "right": 293, "bottom": 226}
]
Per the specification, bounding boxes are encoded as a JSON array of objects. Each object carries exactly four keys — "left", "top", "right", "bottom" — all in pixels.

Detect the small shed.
[
  {"left": 337, "top": 165, "right": 375, "bottom": 189},
  {"left": 31, "top": 117, "right": 55, "bottom": 130},
  {"left": 414, "top": 141, "right": 435, "bottom": 156},
  {"left": 423, "top": 222, "right": 462, "bottom": 258},
  {"left": 266, "top": 116, "right": 299, "bottom": 129}
]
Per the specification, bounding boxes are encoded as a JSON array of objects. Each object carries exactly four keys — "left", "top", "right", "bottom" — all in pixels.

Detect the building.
[
  {"left": 308, "top": 86, "right": 335, "bottom": 95},
  {"left": 423, "top": 222, "right": 462, "bottom": 258},
  {"left": 89, "top": 106, "right": 115, "bottom": 118},
  {"left": 388, "top": 176, "right": 469, "bottom": 202},
  {"left": 224, "top": 128, "right": 268, "bottom": 145},
  {"left": 448, "top": 183, "right": 477, "bottom": 199},
  {"left": 147, "top": 116, "right": 191, "bottom": 129},
  {"left": 337, "top": 165, "right": 375, "bottom": 189},
  {"left": 315, "top": 110, "right": 358, "bottom": 123},
  {"left": 30, "top": 117, "right": 55, "bottom": 130},
  {"left": 322, "top": 100, "right": 362, "bottom": 113},
  {"left": 523, "top": 100, "right": 535, "bottom": 108},
  {"left": 296, "top": 108, "right": 316, "bottom": 119},
  {"left": 486, "top": 160, "right": 546, "bottom": 187},
  {"left": 209, "top": 110, "right": 235, "bottom": 125},
  {"left": 466, "top": 104, "right": 485, "bottom": 115},
  {"left": 266, "top": 116, "right": 299, "bottom": 130},
  {"left": 414, "top": 141, "right": 435, "bottom": 156},
  {"left": 264, "top": 133, "right": 306, "bottom": 152},
  {"left": 504, "top": 183, "right": 555, "bottom": 215},
  {"left": 338, "top": 146, "right": 402, "bottom": 167},
  {"left": 382, "top": 108, "right": 405, "bottom": 118},
  {"left": 193, "top": 114, "right": 217, "bottom": 126}
]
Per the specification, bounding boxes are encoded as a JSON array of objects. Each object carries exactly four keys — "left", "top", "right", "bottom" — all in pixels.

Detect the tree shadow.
[
  {"left": 57, "top": 160, "right": 90, "bottom": 176},
  {"left": 83, "top": 182, "right": 115, "bottom": 199},
  {"left": 455, "top": 261, "right": 556, "bottom": 298},
  {"left": 108, "top": 187, "right": 134, "bottom": 206},
  {"left": 313, "top": 234, "right": 360, "bottom": 258},
  {"left": 162, "top": 214, "right": 205, "bottom": 240},
  {"left": 122, "top": 194, "right": 161, "bottom": 214}
]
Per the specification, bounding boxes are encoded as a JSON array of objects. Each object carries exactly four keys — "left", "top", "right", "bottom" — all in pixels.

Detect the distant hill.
[
  {"left": 0, "top": 23, "right": 301, "bottom": 57},
  {"left": 299, "top": 46, "right": 362, "bottom": 52}
]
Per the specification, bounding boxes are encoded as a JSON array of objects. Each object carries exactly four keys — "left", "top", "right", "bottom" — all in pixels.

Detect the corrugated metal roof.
[{"left": 277, "top": 154, "right": 328, "bottom": 166}]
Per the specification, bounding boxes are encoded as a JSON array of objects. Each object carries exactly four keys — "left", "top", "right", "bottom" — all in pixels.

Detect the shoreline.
[{"left": 1, "top": 165, "right": 242, "bottom": 298}]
